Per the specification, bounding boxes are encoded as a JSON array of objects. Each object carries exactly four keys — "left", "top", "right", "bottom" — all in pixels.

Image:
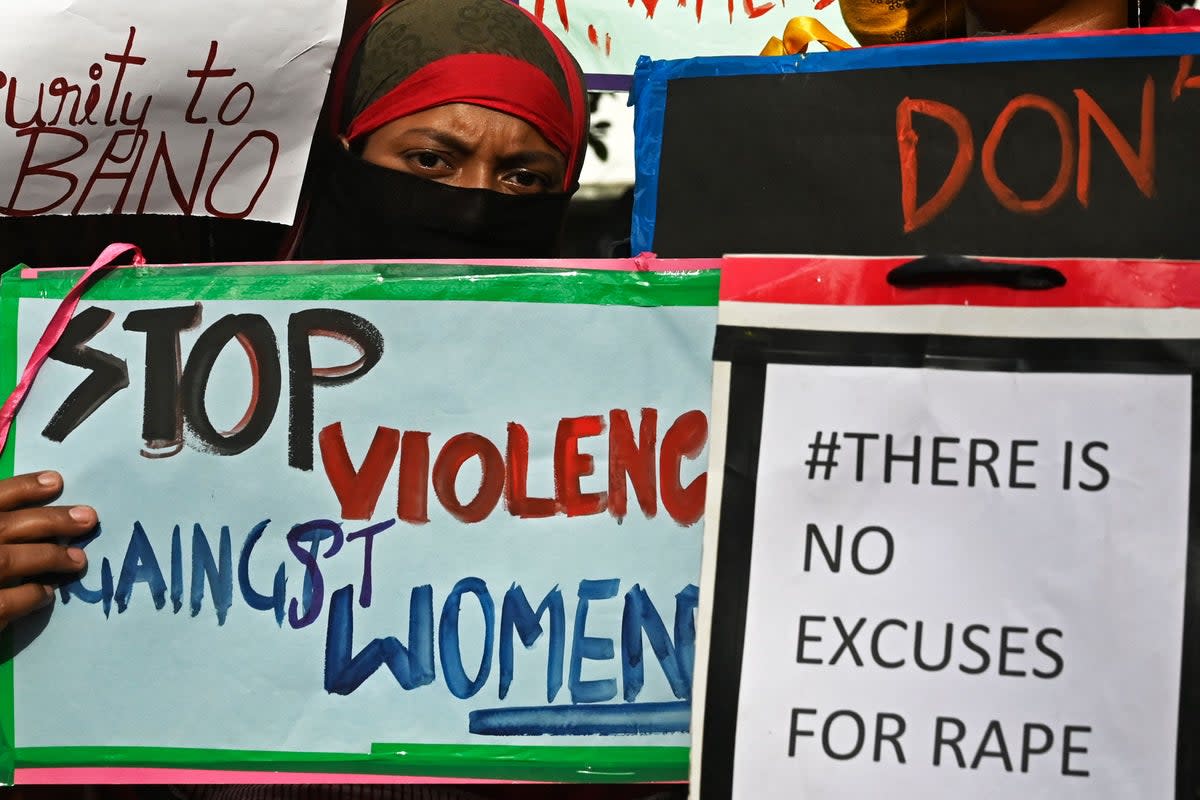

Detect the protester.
[
  {"left": 0, "top": 2, "right": 668, "bottom": 797},
  {"left": 290, "top": 0, "right": 589, "bottom": 261},
  {"left": 0, "top": 0, "right": 589, "bottom": 630}
]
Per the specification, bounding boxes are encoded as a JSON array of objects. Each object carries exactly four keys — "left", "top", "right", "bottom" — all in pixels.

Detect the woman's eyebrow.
[
  {"left": 402, "top": 128, "right": 474, "bottom": 153},
  {"left": 497, "top": 150, "right": 566, "bottom": 171}
]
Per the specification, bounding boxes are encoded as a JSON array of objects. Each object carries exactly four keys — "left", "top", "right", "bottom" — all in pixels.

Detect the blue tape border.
[
  {"left": 629, "top": 29, "right": 1200, "bottom": 254},
  {"left": 468, "top": 701, "right": 691, "bottom": 736}
]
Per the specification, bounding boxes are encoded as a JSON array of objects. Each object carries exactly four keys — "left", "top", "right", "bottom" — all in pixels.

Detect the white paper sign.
[
  {"left": 516, "top": 0, "right": 853, "bottom": 81},
  {"left": 0, "top": 1, "right": 345, "bottom": 224},
  {"left": 732, "top": 363, "right": 1189, "bottom": 798}
]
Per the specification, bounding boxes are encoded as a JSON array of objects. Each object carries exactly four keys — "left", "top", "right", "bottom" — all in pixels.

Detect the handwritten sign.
[
  {"left": 0, "top": 1, "right": 344, "bottom": 224},
  {"left": 631, "top": 31, "right": 1200, "bottom": 258},
  {"left": 514, "top": 0, "right": 852, "bottom": 85},
  {"left": 692, "top": 256, "right": 1198, "bottom": 798},
  {"left": 0, "top": 261, "right": 716, "bottom": 783}
]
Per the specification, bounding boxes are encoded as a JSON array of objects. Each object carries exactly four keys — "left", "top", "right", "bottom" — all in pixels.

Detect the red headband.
[{"left": 345, "top": 53, "right": 578, "bottom": 190}]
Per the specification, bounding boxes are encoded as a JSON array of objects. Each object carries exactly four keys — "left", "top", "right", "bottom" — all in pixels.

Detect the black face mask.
[{"left": 293, "top": 145, "right": 571, "bottom": 261}]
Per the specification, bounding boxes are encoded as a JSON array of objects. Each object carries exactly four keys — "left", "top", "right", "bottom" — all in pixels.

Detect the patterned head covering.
[{"left": 331, "top": 0, "right": 588, "bottom": 189}]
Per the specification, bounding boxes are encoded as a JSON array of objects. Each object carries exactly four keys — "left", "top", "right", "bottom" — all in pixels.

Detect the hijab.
[{"left": 293, "top": 0, "right": 589, "bottom": 261}]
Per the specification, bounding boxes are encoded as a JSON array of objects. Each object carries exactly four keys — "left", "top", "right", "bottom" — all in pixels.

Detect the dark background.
[{"left": 652, "top": 53, "right": 1200, "bottom": 259}]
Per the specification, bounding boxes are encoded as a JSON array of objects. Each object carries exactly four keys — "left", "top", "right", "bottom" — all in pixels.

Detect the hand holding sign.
[{"left": 0, "top": 472, "right": 93, "bottom": 631}]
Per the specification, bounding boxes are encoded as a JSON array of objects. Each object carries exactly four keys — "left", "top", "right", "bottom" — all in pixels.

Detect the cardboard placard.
[
  {"left": 693, "top": 254, "right": 1199, "bottom": 798},
  {"left": 0, "top": 1, "right": 344, "bottom": 224},
  {"left": 0, "top": 259, "right": 717, "bottom": 784},
  {"left": 514, "top": 0, "right": 852, "bottom": 88},
  {"left": 632, "top": 31, "right": 1200, "bottom": 258}
]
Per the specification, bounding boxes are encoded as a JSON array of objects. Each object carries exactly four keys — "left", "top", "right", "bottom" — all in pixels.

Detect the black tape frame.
[{"left": 701, "top": 325, "right": 1200, "bottom": 799}]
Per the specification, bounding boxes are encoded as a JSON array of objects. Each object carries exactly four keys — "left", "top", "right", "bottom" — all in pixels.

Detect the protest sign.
[
  {"left": 0, "top": 1, "right": 344, "bottom": 225},
  {"left": 692, "top": 255, "right": 1199, "bottom": 799},
  {"left": 631, "top": 31, "right": 1200, "bottom": 258},
  {"left": 514, "top": 0, "right": 853, "bottom": 88},
  {"left": 0, "top": 259, "right": 717, "bottom": 784}
]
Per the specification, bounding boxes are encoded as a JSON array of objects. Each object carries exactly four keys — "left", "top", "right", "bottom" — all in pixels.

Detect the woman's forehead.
[{"left": 371, "top": 104, "right": 566, "bottom": 161}]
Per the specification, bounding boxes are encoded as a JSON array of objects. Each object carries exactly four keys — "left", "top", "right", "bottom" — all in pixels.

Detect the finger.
[
  {"left": 0, "top": 506, "right": 97, "bottom": 544},
  {"left": 0, "top": 542, "right": 87, "bottom": 583},
  {"left": 0, "top": 472, "right": 64, "bottom": 512},
  {"left": 0, "top": 583, "right": 54, "bottom": 630}
]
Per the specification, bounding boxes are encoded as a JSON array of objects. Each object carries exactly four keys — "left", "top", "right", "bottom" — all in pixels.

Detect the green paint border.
[
  {"left": 0, "top": 263, "right": 22, "bottom": 785},
  {"left": 16, "top": 264, "right": 719, "bottom": 307},
  {"left": 15, "top": 744, "right": 689, "bottom": 783},
  {"left": 1, "top": 261, "right": 712, "bottom": 783}
]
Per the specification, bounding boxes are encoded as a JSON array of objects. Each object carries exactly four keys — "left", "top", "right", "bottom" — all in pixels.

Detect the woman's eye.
[
  {"left": 409, "top": 151, "right": 449, "bottom": 170},
  {"left": 506, "top": 170, "right": 550, "bottom": 191}
]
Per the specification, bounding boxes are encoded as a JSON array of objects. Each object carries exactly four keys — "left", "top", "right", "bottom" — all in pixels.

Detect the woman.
[
  {"left": 1, "top": 0, "right": 590, "bottom": 629},
  {"left": 291, "top": 0, "right": 589, "bottom": 261},
  {"left": 0, "top": 3, "right": 663, "bottom": 797}
]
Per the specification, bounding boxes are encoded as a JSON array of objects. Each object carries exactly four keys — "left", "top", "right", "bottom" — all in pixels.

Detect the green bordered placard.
[{"left": 0, "top": 261, "right": 717, "bottom": 784}]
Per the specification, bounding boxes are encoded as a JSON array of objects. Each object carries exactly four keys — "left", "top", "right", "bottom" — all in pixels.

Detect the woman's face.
[{"left": 356, "top": 103, "right": 568, "bottom": 195}]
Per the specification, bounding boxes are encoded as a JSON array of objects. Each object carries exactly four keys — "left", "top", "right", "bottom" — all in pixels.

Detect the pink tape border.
[
  {"left": 15, "top": 768, "right": 525, "bottom": 785},
  {"left": 8, "top": 253, "right": 714, "bottom": 786}
]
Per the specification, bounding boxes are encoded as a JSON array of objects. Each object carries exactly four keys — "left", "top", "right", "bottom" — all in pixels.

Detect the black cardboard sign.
[{"left": 632, "top": 33, "right": 1200, "bottom": 259}]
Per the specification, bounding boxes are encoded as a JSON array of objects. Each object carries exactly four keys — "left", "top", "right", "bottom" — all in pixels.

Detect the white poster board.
[
  {"left": 515, "top": 0, "right": 853, "bottom": 84},
  {"left": 693, "top": 255, "right": 1195, "bottom": 799},
  {"left": 736, "top": 364, "right": 1187, "bottom": 798},
  {"left": 0, "top": 1, "right": 345, "bottom": 224}
]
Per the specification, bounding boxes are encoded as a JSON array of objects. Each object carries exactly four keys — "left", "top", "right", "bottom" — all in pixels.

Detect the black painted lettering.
[
  {"left": 180, "top": 313, "right": 281, "bottom": 456},
  {"left": 123, "top": 304, "right": 201, "bottom": 454},
  {"left": 288, "top": 309, "right": 384, "bottom": 471},
  {"left": 42, "top": 307, "right": 129, "bottom": 442}
]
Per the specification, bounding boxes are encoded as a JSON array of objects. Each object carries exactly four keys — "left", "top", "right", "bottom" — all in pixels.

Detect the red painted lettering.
[
  {"left": 744, "top": 0, "right": 775, "bottom": 18},
  {"left": 204, "top": 130, "right": 279, "bottom": 219},
  {"left": 186, "top": 40, "right": 236, "bottom": 124},
  {"left": 982, "top": 94, "right": 1074, "bottom": 215},
  {"left": 609, "top": 408, "right": 657, "bottom": 521},
  {"left": 1, "top": 127, "right": 88, "bottom": 216},
  {"left": 138, "top": 130, "right": 214, "bottom": 214},
  {"left": 660, "top": 410, "right": 708, "bottom": 526},
  {"left": 2, "top": 74, "right": 45, "bottom": 129},
  {"left": 628, "top": 0, "right": 662, "bottom": 16},
  {"left": 1075, "top": 77, "right": 1155, "bottom": 208},
  {"left": 554, "top": 415, "right": 607, "bottom": 518},
  {"left": 433, "top": 433, "right": 505, "bottom": 524},
  {"left": 1173, "top": 55, "right": 1200, "bottom": 100},
  {"left": 104, "top": 27, "right": 150, "bottom": 127},
  {"left": 534, "top": 0, "right": 570, "bottom": 30},
  {"left": 397, "top": 431, "right": 431, "bottom": 524},
  {"left": 218, "top": 82, "right": 255, "bottom": 126},
  {"left": 897, "top": 97, "right": 974, "bottom": 233},
  {"left": 506, "top": 422, "right": 558, "bottom": 519},
  {"left": 73, "top": 128, "right": 150, "bottom": 214},
  {"left": 319, "top": 422, "right": 400, "bottom": 521}
]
